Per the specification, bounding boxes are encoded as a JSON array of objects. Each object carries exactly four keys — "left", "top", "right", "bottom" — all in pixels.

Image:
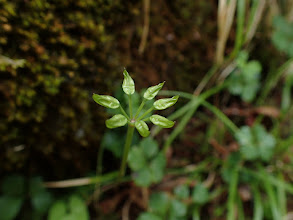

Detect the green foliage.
[
  {"left": 236, "top": 124, "right": 276, "bottom": 162},
  {"left": 272, "top": 16, "right": 293, "bottom": 57},
  {"left": 48, "top": 195, "right": 89, "bottom": 220},
  {"left": 192, "top": 184, "right": 209, "bottom": 205},
  {"left": 93, "top": 70, "right": 178, "bottom": 137},
  {"left": 228, "top": 51, "right": 261, "bottom": 102},
  {"left": 143, "top": 82, "right": 165, "bottom": 100},
  {"left": 0, "top": 175, "right": 53, "bottom": 220},
  {"left": 128, "top": 138, "right": 166, "bottom": 187},
  {"left": 106, "top": 114, "right": 127, "bottom": 129},
  {"left": 150, "top": 115, "right": 175, "bottom": 128}
]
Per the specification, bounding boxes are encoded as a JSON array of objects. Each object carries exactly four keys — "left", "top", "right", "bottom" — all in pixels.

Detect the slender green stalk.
[
  {"left": 252, "top": 184, "right": 264, "bottom": 220},
  {"left": 202, "top": 101, "right": 239, "bottom": 134},
  {"left": 163, "top": 98, "right": 200, "bottom": 152},
  {"left": 277, "top": 173, "right": 287, "bottom": 219},
  {"left": 119, "top": 105, "right": 130, "bottom": 120},
  {"left": 134, "top": 99, "right": 146, "bottom": 118},
  {"left": 162, "top": 82, "right": 228, "bottom": 151},
  {"left": 227, "top": 166, "right": 239, "bottom": 220},
  {"left": 257, "top": 58, "right": 293, "bottom": 104},
  {"left": 263, "top": 176, "right": 281, "bottom": 220},
  {"left": 192, "top": 205, "right": 200, "bottom": 220},
  {"left": 241, "top": 167, "right": 293, "bottom": 194},
  {"left": 128, "top": 95, "right": 133, "bottom": 118},
  {"left": 137, "top": 106, "right": 154, "bottom": 120},
  {"left": 237, "top": 194, "right": 245, "bottom": 220},
  {"left": 119, "top": 125, "right": 135, "bottom": 177},
  {"left": 230, "top": 0, "right": 245, "bottom": 58}
]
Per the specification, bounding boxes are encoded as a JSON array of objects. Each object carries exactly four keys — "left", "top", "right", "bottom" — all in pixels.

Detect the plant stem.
[
  {"left": 137, "top": 106, "right": 154, "bottom": 120},
  {"left": 128, "top": 95, "right": 133, "bottom": 118},
  {"left": 120, "top": 105, "right": 130, "bottom": 120},
  {"left": 119, "top": 125, "right": 135, "bottom": 177},
  {"left": 202, "top": 100, "right": 239, "bottom": 134},
  {"left": 227, "top": 166, "right": 239, "bottom": 220},
  {"left": 252, "top": 183, "right": 263, "bottom": 220},
  {"left": 135, "top": 99, "right": 146, "bottom": 118}
]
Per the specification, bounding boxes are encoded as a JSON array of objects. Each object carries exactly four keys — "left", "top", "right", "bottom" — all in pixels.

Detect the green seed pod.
[
  {"left": 135, "top": 120, "right": 150, "bottom": 137},
  {"left": 105, "top": 114, "right": 128, "bottom": 129},
  {"left": 122, "top": 69, "right": 135, "bottom": 95},
  {"left": 154, "top": 95, "right": 179, "bottom": 110},
  {"left": 143, "top": 82, "right": 165, "bottom": 100},
  {"left": 93, "top": 94, "right": 120, "bottom": 109},
  {"left": 150, "top": 114, "right": 174, "bottom": 128}
]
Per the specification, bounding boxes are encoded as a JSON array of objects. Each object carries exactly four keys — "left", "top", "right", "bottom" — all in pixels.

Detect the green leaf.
[
  {"left": 128, "top": 147, "right": 146, "bottom": 171},
  {"left": 150, "top": 114, "right": 175, "bottom": 128},
  {"left": 192, "top": 184, "right": 209, "bottom": 205},
  {"left": 68, "top": 195, "right": 89, "bottom": 220},
  {"left": 143, "top": 82, "right": 165, "bottom": 100},
  {"left": 154, "top": 96, "right": 179, "bottom": 110},
  {"left": 149, "top": 192, "right": 170, "bottom": 216},
  {"left": 135, "top": 120, "right": 150, "bottom": 137},
  {"left": 92, "top": 94, "right": 120, "bottom": 109},
  {"left": 170, "top": 199, "right": 187, "bottom": 217},
  {"left": 149, "top": 152, "right": 166, "bottom": 182},
  {"left": 48, "top": 200, "right": 67, "bottom": 220},
  {"left": 105, "top": 114, "right": 127, "bottom": 129},
  {"left": 174, "top": 185, "right": 190, "bottom": 200},
  {"left": 122, "top": 69, "right": 135, "bottom": 95},
  {"left": 31, "top": 191, "right": 53, "bottom": 214},
  {"left": 0, "top": 196, "right": 23, "bottom": 220},
  {"left": 133, "top": 167, "right": 152, "bottom": 187},
  {"left": 137, "top": 212, "right": 162, "bottom": 220},
  {"left": 140, "top": 137, "right": 159, "bottom": 158},
  {"left": 1, "top": 175, "right": 25, "bottom": 197}
]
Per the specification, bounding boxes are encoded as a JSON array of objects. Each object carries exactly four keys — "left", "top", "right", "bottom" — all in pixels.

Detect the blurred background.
[{"left": 0, "top": 0, "right": 292, "bottom": 219}]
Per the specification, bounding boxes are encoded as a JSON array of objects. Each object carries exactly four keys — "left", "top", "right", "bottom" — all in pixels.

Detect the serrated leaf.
[
  {"left": 92, "top": 94, "right": 120, "bottom": 109},
  {"left": 122, "top": 69, "right": 135, "bottom": 95},
  {"left": 0, "top": 196, "right": 23, "bottom": 220},
  {"left": 154, "top": 96, "right": 179, "bottom": 110},
  {"left": 1, "top": 175, "right": 25, "bottom": 197},
  {"left": 128, "top": 147, "right": 146, "bottom": 171},
  {"left": 105, "top": 114, "right": 127, "bottom": 129},
  {"left": 143, "top": 82, "right": 165, "bottom": 100},
  {"left": 149, "top": 192, "right": 170, "bottom": 216},
  {"left": 137, "top": 212, "right": 162, "bottom": 220},
  {"left": 133, "top": 167, "right": 152, "bottom": 187},
  {"left": 192, "top": 184, "right": 209, "bottom": 205},
  {"left": 150, "top": 114, "right": 174, "bottom": 128},
  {"left": 140, "top": 137, "right": 159, "bottom": 158},
  {"left": 174, "top": 185, "right": 189, "bottom": 200},
  {"left": 135, "top": 120, "right": 150, "bottom": 137}
]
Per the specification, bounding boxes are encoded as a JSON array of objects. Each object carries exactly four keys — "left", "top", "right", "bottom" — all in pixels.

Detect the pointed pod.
[
  {"left": 143, "top": 82, "right": 165, "bottom": 100},
  {"left": 154, "top": 95, "right": 179, "bottom": 110},
  {"left": 150, "top": 114, "right": 174, "bottom": 128},
  {"left": 135, "top": 120, "right": 150, "bottom": 137},
  {"left": 93, "top": 94, "right": 120, "bottom": 109},
  {"left": 105, "top": 114, "right": 128, "bottom": 129},
  {"left": 122, "top": 69, "right": 135, "bottom": 95}
]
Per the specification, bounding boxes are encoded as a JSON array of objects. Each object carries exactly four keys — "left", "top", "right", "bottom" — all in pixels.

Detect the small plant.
[
  {"left": 236, "top": 124, "right": 276, "bottom": 162},
  {"left": 0, "top": 175, "right": 53, "bottom": 220},
  {"left": 128, "top": 137, "right": 166, "bottom": 187},
  {"left": 93, "top": 69, "right": 179, "bottom": 176},
  {"left": 228, "top": 51, "right": 261, "bottom": 102},
  {"left": 138, "top": 183, "right": 210, "bottom": 220},
  {"left": 48, "top": 195, "right": 89, "bottom": 220}
]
